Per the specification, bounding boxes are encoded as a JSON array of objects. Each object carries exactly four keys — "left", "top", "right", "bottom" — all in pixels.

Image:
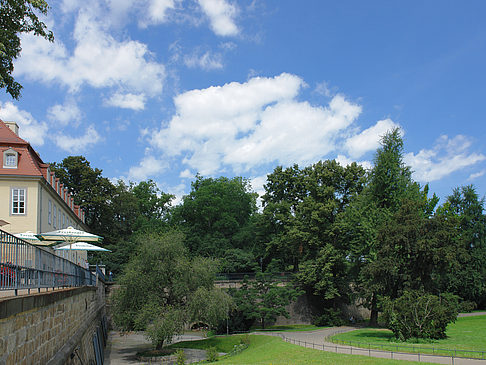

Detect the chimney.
[{"left": 4, "top": 121, "right": 19, "bottom": 135}]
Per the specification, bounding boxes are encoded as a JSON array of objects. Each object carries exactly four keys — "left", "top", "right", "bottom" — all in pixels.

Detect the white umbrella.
[
  {"left": 54, "top": 242, "right": 110, "bottom": 252},
  {"left": 36, "top": 226, "right": 103, "bottom": 246},
  {"left": 14, "top": 231, "right": 56, "bottom": 246}
]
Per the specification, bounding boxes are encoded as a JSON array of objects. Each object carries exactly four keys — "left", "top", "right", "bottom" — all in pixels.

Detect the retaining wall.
[{"left": 0, "top": 283, "right": 106, "bottom": 365}]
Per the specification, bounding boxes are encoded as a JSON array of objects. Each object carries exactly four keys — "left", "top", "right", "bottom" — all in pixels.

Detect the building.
[{"left": 0, "top": 120, "right": 88, "bottom": 263}]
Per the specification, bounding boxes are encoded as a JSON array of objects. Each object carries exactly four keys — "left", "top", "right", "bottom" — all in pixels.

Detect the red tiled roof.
[{"left": 0, "top": 120, "right": 43, "bottom": 177}]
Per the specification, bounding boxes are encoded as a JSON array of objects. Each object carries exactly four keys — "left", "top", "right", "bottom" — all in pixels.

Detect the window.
[
  {"left": 48, "top": 200, "right": 52, "bottom": 225},
  {"left": 53, "top": 205, "right": 57, "bottom": 228},
  {"left": 11, "top": 188, "right": 26, "bottom": 214},
  {"left": 62, "top": 213, "right": 65, "bottom": 228},
  {"left": 58, "top": 207, "right": 61, "bottom": 229},
  {"left": 3, "top": 148, "right": 18, "bottom": 168}
]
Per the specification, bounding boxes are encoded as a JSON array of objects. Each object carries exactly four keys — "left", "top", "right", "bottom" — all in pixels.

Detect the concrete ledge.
[{"left": 0, "top": 286, "right": 96, "bottom": 320}]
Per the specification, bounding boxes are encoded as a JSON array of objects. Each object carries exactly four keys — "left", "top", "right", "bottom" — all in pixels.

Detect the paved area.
[
  {"left": 104, "top": 331, "right": 207, "bottom": 364},
  {"left": 260, "top": 326, "right": 486, "bottom": 364}
]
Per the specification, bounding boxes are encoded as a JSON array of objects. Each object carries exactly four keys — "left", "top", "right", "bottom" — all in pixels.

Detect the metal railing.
[
  {"left": 215, "top": 272, "right": 293, "bottom": 281},
  {"left": 327, "top": 337, "right": 486, "bottom": 360},
  {"left": 0, "top": 229, "right": 96, "bottom": 295},
  {"left": 283, "top": 335, "right": 486, "bottom": 362}
]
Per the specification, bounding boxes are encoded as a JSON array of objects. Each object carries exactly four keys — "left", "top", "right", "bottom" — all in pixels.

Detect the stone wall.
[{"left": 0, "top": 284, "right": 106, "bottom": 365}]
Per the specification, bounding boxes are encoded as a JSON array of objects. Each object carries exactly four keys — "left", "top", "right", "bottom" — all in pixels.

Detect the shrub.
[
  {"left": 458, "top": 300, "right": 477, "bottom": 313},
  {"left": 382, "top": 290, "right": 459, "bottom": 340},
  {"left": 312, "top": 308, "right": 346, "bottom": 327},
  {"left": 206, "top": 346, "right": 219, "bottom": 362},
  {"left": 175, "top": 349, "right": 186, "bottom": 365}
]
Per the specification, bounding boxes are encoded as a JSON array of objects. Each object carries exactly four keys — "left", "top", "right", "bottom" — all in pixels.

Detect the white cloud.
[
  {"left": 344, "top": 118, "right": 400, "bottom": 158},
  {"left": 151, "top": 73, "right": 362, "bottom": 175},
  {"left": 104, "top": 92, "right": 146, "bottom": 110},
  {"left": 179, "top": 169, "right": 194, "bottom": 178},
  {"left": 0, "top": 102, "right": 48, "bottom": 146},
  {"left": 404, "top": 135, "right": 486, "bottom": 182},
  {"left": 468, "top": 170, "right": 485, "bottom": 181},
  {"left": 184, "top": 51, "right": 223, "bottom": 70},
  {"left": 15, "top": 8, "right": 166, "bottom": 96},
  {"left": 140, "top": 0, "right": 177, "bottom": 27},
  {"left": 54, "top": 125, "right": 102, "bottom": 153},
  {"left": 335, "top": 154, "right": 372, "bottom": 171},
  {"left": 47, "top": 98, "right": 82, "bottom": 126},
  {"left": 197, "top": 0, "right": 239, "bottom": 36},
  {"left": 127, "top": 155, "right": 168, "bottom": 181}
]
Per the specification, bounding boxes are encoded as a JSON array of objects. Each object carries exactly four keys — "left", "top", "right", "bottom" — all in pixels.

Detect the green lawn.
[
  {"left": 171, "top": 335, "right": 423, "bottom": 364},
  {"left": 330, "top": 315, "right": 486, "bottom": 359}
]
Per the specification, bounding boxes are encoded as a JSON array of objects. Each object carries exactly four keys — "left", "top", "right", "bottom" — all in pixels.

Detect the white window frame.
[
  {"left": 58, "top": 207, "right": 61, "bottom": 229},
  {"left": 53, "top": 205, "right": 57, "bottom": 228},
  {"left": 11, "top": 188, "right": 26, "bottom": 215},
  {"left": 3, "top": 148, "right": 18, "bottom": 169}
]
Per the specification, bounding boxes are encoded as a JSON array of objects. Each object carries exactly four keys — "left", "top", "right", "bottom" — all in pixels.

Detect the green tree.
[
  {"left": 172, "top": 175, "right": 258, "bottom": 258},
  {"left": 232, "top": 273, "right": 302, "bottom": 329},
  {"left": 113, "top": 231, "right": 229, "bottom": 349},
  {"left": 383, "top": 290, "right": 459, "bottom": 340},
  {"left": 437, "top": 185, "right": 486, "bottom": 306},
  {"left": 338, "top": 128, "right": 422, "bottom": 325},
  {"left": 1, "top": 0, "right": 54, "bottom": 99},
  {"left": 261, "top": 160, "right": 365, "bottom": 272}
]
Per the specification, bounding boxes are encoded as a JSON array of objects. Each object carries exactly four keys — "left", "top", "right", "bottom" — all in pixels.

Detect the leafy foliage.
[
  {"left": 0, "top": 0, "right": 54, "bottom": 99},
  {"left": 382, "top": 290, "right": 459, "bottom": 340},
  {"left": 112, "top": 231, "right": 230, "bottom": 349}
]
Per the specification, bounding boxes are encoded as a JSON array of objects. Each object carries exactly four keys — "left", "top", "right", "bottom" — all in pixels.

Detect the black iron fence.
[
  {"left": 282, "top": 335, "right": 486, "bottom": 362},
  {"left": 0, "top": 229, "right": 96, "bottom": 295},
  {"left": 327, "top": 337, "right": 486, "bottom": 360}
]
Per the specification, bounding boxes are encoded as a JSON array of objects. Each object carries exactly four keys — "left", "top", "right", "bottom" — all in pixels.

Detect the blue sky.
[{"left": 1, "top": 0, "right": 485, "bottom": 203}]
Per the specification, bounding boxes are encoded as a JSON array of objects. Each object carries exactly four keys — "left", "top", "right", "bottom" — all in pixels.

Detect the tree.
[
  {"left": 436, "top": 185, "right": 486, "bottom": 306},
  {"left": 339, "top": 128, "right": 421, "bottom": 325},
  {"left": 382, "top": 290, "right": 459, "bottom": 340},
  {"left": 1, "top": 0, "right": 54, "bottom": 99},
  {"left": 261, "top": 160, "right": 366, "bottom": 272},
  {"left": 232, "top": 272, "right": 302, "bottom": 329},
  {"left": 112, "top": 231, "right": 230, "bottom": 349},
  {"left": 172, "top": 175, "right": 258, "bottom": 257}
]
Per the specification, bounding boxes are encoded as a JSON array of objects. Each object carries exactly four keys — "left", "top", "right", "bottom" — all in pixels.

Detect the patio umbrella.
[
  {"left": 13, "top": 231, "right": 53, "bottom": 246},
  {"left": 36, "top": 226, "right": 104, "bottom": 265},
  {"left": 36, "top": 226, "right": 103, "bottom": 246},
  {"left": 54, "top": 242, "right": 110, "bottom": 252}
]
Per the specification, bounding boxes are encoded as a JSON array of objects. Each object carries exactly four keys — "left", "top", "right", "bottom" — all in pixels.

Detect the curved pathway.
[{"left": 255, "top": 323, "right": 486, "bottom": 365}]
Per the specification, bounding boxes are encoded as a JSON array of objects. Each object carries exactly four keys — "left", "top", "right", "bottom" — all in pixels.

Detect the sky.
[{"left": 1, "top": 0, "right": 486, "bottom": 204}]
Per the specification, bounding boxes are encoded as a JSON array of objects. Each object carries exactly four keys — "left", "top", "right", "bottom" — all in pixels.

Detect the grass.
[
  {"left": 330, "top": 315, "right": 486, "bottom": 359},
  {"left": 171, "top": 334, "right": 423, "bottom": 364}
]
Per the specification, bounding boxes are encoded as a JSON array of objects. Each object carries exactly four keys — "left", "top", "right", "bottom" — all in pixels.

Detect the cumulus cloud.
[
  {"left": 184, "top": 51, "right": 223, "bottom": 70},
  {"left": 15, "top": 8, "right": 166, "bottom": 96},
  {"left": 104, "top": 92, "right": 146, "bottom": 110},
  {"left": 404, "top": 135, "right": 486, "bottom": 182},
  {"left": 0, "top": 102, "right": 48, "bottom": 146},
  {"left": 335, "top": 154, "right": 372, "bottom": 171},
  {"left": 54, "top": 125, "right": 102, "bottom": 153},
  {"left": 344, "top": 119, "right": 400, "bottom": 158},
  {"left": 179, "top": 169, "right": 194, "bottom": 178},
  {"left": 150, "top": 73, "right": 362, "bottom": 175},
  {"left": 47, "top": 99, "right": 82, "bottom": 126},
  {"left": 197, "top": 0, "right": 239, "bottom": 36},
  {"left": 127, "top": 155, "right": 168, "bottom": 181}
]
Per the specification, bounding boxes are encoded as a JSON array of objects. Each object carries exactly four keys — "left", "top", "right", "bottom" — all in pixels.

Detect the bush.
[
  {"left": 175, "top": 349, "right": 186, "bottom": 365},
  {"left": 383, "top": 290, "right": 459, "bottom": 340},
  {"left": 206, "top": 346, "right": 219, "bottom": 362},
  {"left": 458, "top": 300, "right": 477, "bottom": 313},
  {"left": 312, "top": 308, "right": 346, "bottom": 326}
]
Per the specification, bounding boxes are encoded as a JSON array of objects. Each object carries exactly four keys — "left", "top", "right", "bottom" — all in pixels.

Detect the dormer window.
[{"left": 3, "top": 148, "right": 18, "bottom": 168}]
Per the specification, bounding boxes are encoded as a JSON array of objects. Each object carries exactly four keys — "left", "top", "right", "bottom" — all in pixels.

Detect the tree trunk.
[
  {"left": 155, "top": 340, "right": 164, "bottom": 351},
  {"left": 369, "top": 293, "right": 378, "bottom": 326},
  {"left": 261, "top": 317, "right": 265, "bottom": 329}
]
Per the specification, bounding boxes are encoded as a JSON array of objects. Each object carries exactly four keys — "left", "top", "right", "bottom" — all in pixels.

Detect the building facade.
[{"left": 0, "top": 119, "right": 88, "bottom": 239}]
